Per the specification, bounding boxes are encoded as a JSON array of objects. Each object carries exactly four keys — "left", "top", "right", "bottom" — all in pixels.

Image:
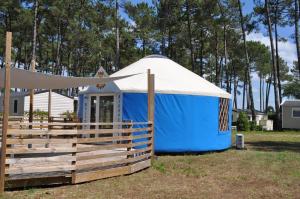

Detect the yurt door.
[{"left": 88, "top": 94, "right": 116, "bottom": 129}]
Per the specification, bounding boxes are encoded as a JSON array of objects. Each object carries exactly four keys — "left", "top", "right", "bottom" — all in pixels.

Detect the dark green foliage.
[
  {"left": 237, "top": 112, "right": 250, "bottom": 131},
  {"left": 283, "top": 80, "right": 300, "bottom": 99},
  {"left": 250, "top": 121, "right": 263, "bottom": 131},
  {"left": 283, "top": 64, "right": 300, "bottom": 99}
]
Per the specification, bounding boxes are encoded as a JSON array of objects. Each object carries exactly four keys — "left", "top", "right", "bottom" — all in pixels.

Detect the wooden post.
[
  {"left": 48, "top": 89, "right": 52, "bottom": 123},
  {"left": 71, "top": 131, "right": 77, "bottom": 184},
  {"left": 0, "top": 32, "right": 12, "bottom": 192},
  {"left": 127, "top": 121, "right": 133, "bottom": 161},
  {"left": 46, "top": 89, "right": 52, "bottom": 147},
  {"left": 147, "top": 69, "right": 155, "bottom": 160}
]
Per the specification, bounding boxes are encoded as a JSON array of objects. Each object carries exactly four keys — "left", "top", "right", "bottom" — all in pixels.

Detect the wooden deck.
[{"left": 0, "top": 121, "right": 153, "bottom": 189}]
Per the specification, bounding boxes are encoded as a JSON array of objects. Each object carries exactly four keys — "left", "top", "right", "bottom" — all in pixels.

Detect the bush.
[
  {"left": 256, "top": 125, "right": 263, "bottom": 131},
  {"left": 250, "top": 121, "right": 256, "bottom": 131},
  {"left": 24, "top": 109, "right": 48, "bottom": 118},
  {"left": 61, "top": 111, "right": 77, "bottom": 119},
  {"left": 237, "top": 112, "right": 250, "bottom": 131}
]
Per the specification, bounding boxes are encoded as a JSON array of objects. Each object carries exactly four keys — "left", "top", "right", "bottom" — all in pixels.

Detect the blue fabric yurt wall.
[
  {"left": 77, "top": 94, "right": 84, "bottom": 121},
  {"left": 122, "top": 93, "right": 232, "bottom": 153}
]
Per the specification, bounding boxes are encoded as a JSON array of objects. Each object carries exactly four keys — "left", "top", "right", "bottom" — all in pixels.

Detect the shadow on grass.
[{"left": 246, "top": 141, "right": 300, "bottom": 153}]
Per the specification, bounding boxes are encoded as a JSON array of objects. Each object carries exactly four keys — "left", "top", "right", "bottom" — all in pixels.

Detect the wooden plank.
[
  {"left": 132, "top": 141, "right": 150, "bottom": 147},
  {"left": 6, "top": 155, "right": 76, "bottom": 164},
  {"left": 7, "top": 138, "right": 77, "bottom": 145},
  {"left": 75, "top": 166, "right": 130, "bottom": 184},
  {"left": 17, "top": 122, "right": 151, "bottom": 126},
  {"left": 0, "top": 31, "right": 12, "bottom": 193},
  {"left": 77, "top": 133, "right": 151, "bottom": 144},
  {"left": 6, "top": 164, "right": 75, "bottom": 175},
  {"left": 5, "top": 176, "right": 71, "bottom": 188},
  {"left": 6, "top": 147, "right": 76, "bottom": 155},
  {"left": 77, "top": 127, "right": 151, "bottom": 135},
  {"left": 7, "top": 129, "right": 78, "bottom": 136},
  {"left": 77, "top": 141, "right": 151, "bottom": 152},
  {"left": 48, "top": 89, "right": 52, "bottom": 122},
  {"left": 76, "top": 153, "right": 150, "bottom": 170},
  {"left": 130, "top": 159, "right": 151, "bottom": 173},
  {"left": 77, "top": 143, "right": 131, "bottom": 152},
  {"left": 77, "top": 147, "right": 151, "bottom": 161}
]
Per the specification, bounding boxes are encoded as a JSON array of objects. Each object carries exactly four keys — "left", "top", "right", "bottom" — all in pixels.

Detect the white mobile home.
[
  {"left": 281, "top": 100, "right": 300, "bottom": 129},
  {"left": 0, "top": 91, "right": 75, "bottom": 117}
]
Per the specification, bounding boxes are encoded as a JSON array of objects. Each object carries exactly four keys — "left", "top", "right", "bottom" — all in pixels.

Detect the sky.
[{"left": 120, "top": 0, "right": 298, "bottom": 110}]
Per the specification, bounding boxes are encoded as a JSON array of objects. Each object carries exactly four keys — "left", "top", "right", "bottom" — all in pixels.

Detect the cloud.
[{"left": 247, "top": 32, "right": 297, "bottom": 67}]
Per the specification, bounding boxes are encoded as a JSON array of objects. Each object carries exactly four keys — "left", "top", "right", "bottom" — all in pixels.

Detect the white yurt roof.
[{"left": 109, "top": 55, "right": 231, "bottom": 99}]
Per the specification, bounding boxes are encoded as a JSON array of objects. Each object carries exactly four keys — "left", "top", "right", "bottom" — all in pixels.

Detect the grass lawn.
[{"left": 2, "top": 131, "right": 300, "bottom": 199}]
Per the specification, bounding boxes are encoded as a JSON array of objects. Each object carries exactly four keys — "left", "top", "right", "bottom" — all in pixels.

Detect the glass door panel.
[
  {"left": 90, "top": 96, "right": 97, "bottom": 129},
  {"left": 99, "top": 96, "right": 114, "bottom": 129}
]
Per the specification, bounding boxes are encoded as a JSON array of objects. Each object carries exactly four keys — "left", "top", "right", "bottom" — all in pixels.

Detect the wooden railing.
[{"left": 2, "top": 122, "right": 153, "bottom": 188}]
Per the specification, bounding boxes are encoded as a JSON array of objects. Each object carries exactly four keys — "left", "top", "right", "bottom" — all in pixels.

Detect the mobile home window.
[
  {"left": 13, "top": 100, "right": 18, "bottom": 113},
  {"left": 292, "top": 108, "right": 300, "bottom": 118},
  {"left": 219, "top": 98, "right": 229, "bottom": 131}
]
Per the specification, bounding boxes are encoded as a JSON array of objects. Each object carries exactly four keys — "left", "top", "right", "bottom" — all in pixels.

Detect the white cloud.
[{"left": 247, "top": 32, "right": 297, "bottom": 67}]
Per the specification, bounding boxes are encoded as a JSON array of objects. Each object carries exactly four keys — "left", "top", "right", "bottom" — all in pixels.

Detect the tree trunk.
[
  {"left": 219, "top": 56, "right": 224, "bottom": 88},
  {"left": 274, "top": 0, "right": 282, "bottom": 103},
  {"left": 233, "top": 67, "right": 238, "bottom": 109},
  {"left": 161, "top": 34, "right": 166, "bottom": 55},
  {"left": 115, "top": 0, "right": 120, "bottom": 71},
  {"left": 242, "top": 80, "right": 246, "bottom": 110},
  {"left": 265, "top": 75, "right": 272, "bottom": 113},
  {"left": 215, "top": 30, "right": 220, "bottom": 86},
  {"left": 260, "top": 75, "right": 262, "bottom": 111},
  {"left": 29, "top": 0, "right": 38, "bottom": 125},
  {"left": 168, "top": 28, "right": 172, "bottom": 58},
  {"left": 262, "top": 75, "right": 265, "bottom": 111},
  {"left": 56, "top": 19, "right": 61, "bottom": 75},
  {"left": 199, "top": 29, "right": 204, "bottom": 77},
  {"left": 238, "top": 0, "right": 256, "bottom": 121},
  {"left": 223, "top": 25, "right": 230, "bottom": 92},
  {"left": 265, "top": 0, "right": 281, "bottom": 129},
  {"left": 142, "top": 38, "right": 146, "bottom": 57},
  {"left": 186, "top": 0, "right": 195, "bottom": 72},
  {"left": 295, "top": 0, "right": 300, "bottom": 77}
]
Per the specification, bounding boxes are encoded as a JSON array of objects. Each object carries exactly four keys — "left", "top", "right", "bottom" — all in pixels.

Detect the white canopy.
[
  {"left": 108, "top": 55, "right": 231, "bottom": 99},
  {"left": 0, "top": 67, "right": 136, "bottom": 89}
]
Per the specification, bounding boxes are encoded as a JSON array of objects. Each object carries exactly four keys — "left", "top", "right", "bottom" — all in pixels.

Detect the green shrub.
[
  {"left": 237, "top": 112, "right": 250, "bottom": 131},
  {"left": 24, "top": 110, "right": 48, "bottom": 118},
  {"left": 61, "top": 111, "right": 77, "bottom": 119},
  {"left": 250, "top": 121, "right": 256, "bottom": 131},
  {"left": 249, "top": 121, "right": 263, "bottom": 131}
]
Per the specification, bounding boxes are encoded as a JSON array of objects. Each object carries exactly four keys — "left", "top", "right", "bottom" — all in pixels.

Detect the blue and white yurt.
[{"left": 78, "top": 55, "right": 232, "bottom": 152}]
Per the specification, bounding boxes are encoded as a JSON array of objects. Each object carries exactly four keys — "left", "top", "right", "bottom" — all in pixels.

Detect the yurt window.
[{"left": 219, "top": 98, "right": 229, "bottom": 131}]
